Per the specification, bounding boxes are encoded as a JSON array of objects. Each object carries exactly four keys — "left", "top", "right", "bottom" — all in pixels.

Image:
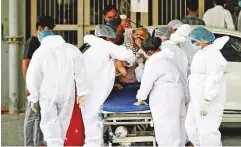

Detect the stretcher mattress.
[{"left": 103, "top": 83, "right": 150, "bottom": 113}]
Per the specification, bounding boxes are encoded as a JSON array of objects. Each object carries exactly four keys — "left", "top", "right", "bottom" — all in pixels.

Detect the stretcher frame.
[{"left": 101, "top": 110, "right": 157, "bottom": 147}]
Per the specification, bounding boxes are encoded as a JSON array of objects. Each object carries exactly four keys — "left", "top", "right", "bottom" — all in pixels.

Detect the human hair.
[
  {"left": 141, "top": 37, "right": 162, "bottom": 52},
  {"left": 188, "top": 0, "right": 199, "bottom": 11},
  {"left": 215, "top": 0, "right": 226, "bottom": 6},
  {"left": 152, "top": 27, "right": 159, "bottom": 38},
  {"left": 36, "top": 16, "right": 55, "bottom": 30},
  {"left": 103, "top": 5, "right": 118, "bottom": 15},
  {"left": 134, "top": 27, "right": 151, "bottom": 39}
]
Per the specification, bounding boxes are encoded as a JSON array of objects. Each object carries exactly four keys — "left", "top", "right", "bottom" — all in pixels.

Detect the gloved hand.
[
  {"left": 200, "top": 100, "right": 210, "bottom": 116},
  {"left": 136, "top": 56, "right": 144, "bottom": 66},
  {"left": 26, "top": 90, "right": 30, "bottom": 96},
  {"left": 77, "top": 96, "right": 84, "bottom": 108},
  {"left": 31, "top": 102, "right": 39, "bottom": 113},
  {"left": 133, "top": 99, "right": 148, "bottom": 106},
  {"left": 137, "top": 49, "right": 150, "bottom": 59}
]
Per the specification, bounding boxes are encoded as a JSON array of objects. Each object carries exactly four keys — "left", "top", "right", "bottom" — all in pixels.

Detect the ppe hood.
[
  {"left": 84, "top": 35, "right": 107, "bottom": 46},
  {"left": 170, "top": 24, "right": 191, "bottom": 43},
  {"left": 41, "top": 35, "right": 66, "bottom": 49},
  {"left": 203, "top": 36, "right": 230, "bottom": 51}
]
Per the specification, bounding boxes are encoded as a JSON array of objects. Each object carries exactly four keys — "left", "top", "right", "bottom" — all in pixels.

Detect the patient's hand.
[{"left": 114, "top": 83, "right": 123, "bottom": 90}]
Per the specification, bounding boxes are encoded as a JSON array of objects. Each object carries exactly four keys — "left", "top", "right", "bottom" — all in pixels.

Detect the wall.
[{"left": 1, "top": 0, "right": 26, "bottom": 112}]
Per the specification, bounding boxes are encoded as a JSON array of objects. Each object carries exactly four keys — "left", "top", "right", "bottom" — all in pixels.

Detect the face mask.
[
  {"left": 192, "top": 44, "right": 202, "bottom": 51},
  {"left": 38, "top": 30, "right": 54, "bottom": 42},
  {"left": 239, "top": 1, "right": 241, "bottom": 7},
  {"left": 107, "top": 17, "right": 121, "bottom": 27}
]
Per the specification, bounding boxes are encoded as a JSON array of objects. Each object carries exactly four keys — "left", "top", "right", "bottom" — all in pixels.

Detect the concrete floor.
[{"left": 1, "top": 114, "right": 241, "bottom": 146}]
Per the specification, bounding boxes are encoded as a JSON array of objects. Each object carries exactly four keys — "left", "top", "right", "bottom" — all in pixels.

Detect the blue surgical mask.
[
  {"left": 192, "top": 44, "right": 202, "bottom": 51},
  {"left": 239, "top": 1, "right": 241, "bottom": 7}
]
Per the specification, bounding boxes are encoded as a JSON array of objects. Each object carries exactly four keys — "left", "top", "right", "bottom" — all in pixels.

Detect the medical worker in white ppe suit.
[
  {"left": 185, "top": 27, "right": 228, "bottom": 146},
  {"left": 26, "top": 30, "right": 89, "bottom": 147},
  {"left": 82, "top": 24, "right": 135, "bottom": 147},
  {"left": 170, "top": 24, "right": 197, "bottom": 74},
  {"left": 134, "top": 37, "right": 185, "bottom": 146},
  {"left": 154, "top": 27, "right": 188, "bottom": 146}
]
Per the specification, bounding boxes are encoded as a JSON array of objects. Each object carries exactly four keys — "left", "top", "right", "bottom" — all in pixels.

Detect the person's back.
[
  {"left": 33, "top": 35, "right": 79, "bottom": 97},
  {"left": 181, "top": 0, "right": 205, "bottom": 25},
  {"left": 148, "top": 51, "right": 181, "bottom": 86},
  {"left": 137, "top": 49, "right": 185, "bottom": 146},
  {"left": 81, "top": 34, "right": 135, "bottom": 147},
  {"left": 181, "top": 15, "right": 205, "bottom": 25},
  {"left": 162, "top": 41, "right": 188, "bottom": 79},
  {"left": 203, "top": 0, "right": 235, "bottom": 29}
]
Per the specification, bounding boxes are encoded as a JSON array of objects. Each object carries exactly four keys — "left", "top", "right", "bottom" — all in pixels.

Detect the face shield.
[{"left": 95, "top": 24, "right": 116, "bottom": 40}]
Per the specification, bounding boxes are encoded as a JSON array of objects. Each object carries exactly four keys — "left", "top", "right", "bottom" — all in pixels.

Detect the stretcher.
[{"left": 101, "top": 83, "right": 156, "bottom": 147}]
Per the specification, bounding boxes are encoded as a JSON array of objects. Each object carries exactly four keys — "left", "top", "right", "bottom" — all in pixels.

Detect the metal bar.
[
  {"left": 171, "top": 0, "right": 172, "bottom": 20},
  {"left": 78, "top": 0, "right": 84, "bottom": 46},
  {"left": 93, "top": 0, "right": 95, "bottom": 24},
  {"left": 162, "top": 0, "right": 163, "bottom": 24},
  {"left": 40, "top": 0, "right": 42, "bottom": 15},
  {"left": 180, "top": 0, "right": 182, "bottom": 17},
  {"left": 152, "top": 0, "right": 158, "bottom": 25},
  {"left": 84, "top": 0, "right": 90, "bottom": 26},
  {"left": 112, "top": 136, "right": 156, "bottom": 143},
  {"left": 31, "top": 0, "right": 37, "bottom": 34},
  {"left": 175, "top": 0, "right": 177, "bottom": 18},
  {"left": 185, "top": 0, "right": 187, "bottom": 16},
  {"left": 49, "top": 0, "right": 51, "bottom": 16},
  {"left": 73, "top": 0, "right": 75, "bottom": 24},
  {"left": 53, "top": 25, "right": 80, "bottom": 30},
  {"left": 103, "top": 122, "right": 152, "bottom": 125},
  {"left": 105, "top": 117, "right": 152, "bottom": 120},
  {"left": 54, "top": 0, "right": 56, "bottom": 23},
  {"left": 45, "top": 0, "right": 47, "bottom": 15},
  {"left": 98, "top": 0, "right": 100, "bottom": 24},
  {"left": 141, "top": 13, "right": 148, "bottom": 27},
  {"left": 166, "top": 0, "right": 168, "bottom": 24},
  {"left": 58, "top": 1, "right": 61, "bottom": 24},
  {"left": 131, "top": 12, "right": 137, "bottom": 28},
  {"left": 199, "top": 0, "right": 205, "bottom": 18},
  {"left": 63, "top": 0, "right": 65, "bottom": 24},
  {"left": 68, "top": 0, "right": 70, "bottom": 24}
]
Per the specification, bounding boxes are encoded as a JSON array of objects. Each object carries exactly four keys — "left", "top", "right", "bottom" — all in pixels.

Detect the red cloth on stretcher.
[{"left": 64, "top": 98, "right": 85, "bottom": 146}]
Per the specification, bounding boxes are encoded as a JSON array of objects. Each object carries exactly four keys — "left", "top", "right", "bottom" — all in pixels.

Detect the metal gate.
[
  {"left": 31, "top": 0, "right": 203, "bottom": 47},
  {"left": 31, "top": 0, "right": 84, "bottom": 47}
]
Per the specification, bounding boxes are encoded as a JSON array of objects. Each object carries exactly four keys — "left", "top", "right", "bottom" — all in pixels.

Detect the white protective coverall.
[
  {"left": 185, "top": 36, "right": 229, "bottom": 146},
  {"left": 161, "top": 41, "right": 189, "bottom": 145},
  {"left": 136, "top": 49, "right": 185, "bottom": 146},
  {"left": 82, "top": 35, "right": 135, "bottom": 147},
  {"left": 203, "top": 5, "right": 235, "bottom": 30},
  {"left": 170, "top": 24, "right": 197, "bottom": 76},
  {"left": 26, "top": 35, "right": 89, "bottom": 146}
]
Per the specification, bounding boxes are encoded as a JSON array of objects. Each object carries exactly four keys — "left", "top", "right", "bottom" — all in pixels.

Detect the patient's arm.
[{"left": 115, "top": 60, "right": 127, "bottom": 77}]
